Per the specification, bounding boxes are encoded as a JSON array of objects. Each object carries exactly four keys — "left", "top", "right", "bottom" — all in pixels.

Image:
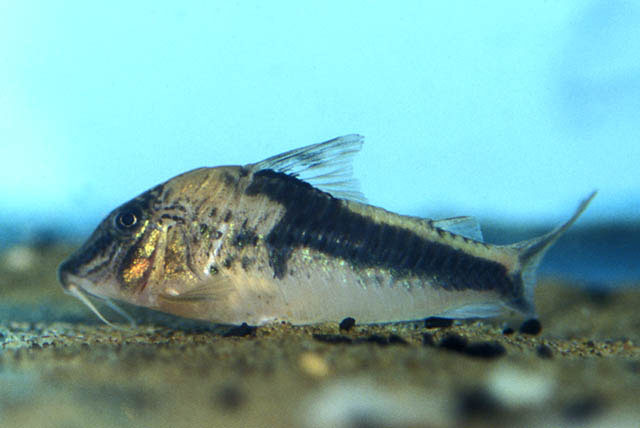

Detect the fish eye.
[{"left": 114, "top": 206, "right": 142, "bottom": 231}]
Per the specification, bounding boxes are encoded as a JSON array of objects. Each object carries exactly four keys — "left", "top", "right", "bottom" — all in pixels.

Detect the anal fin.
[{"left": 436, "top": 302, "right": 503, "bottom": 319}]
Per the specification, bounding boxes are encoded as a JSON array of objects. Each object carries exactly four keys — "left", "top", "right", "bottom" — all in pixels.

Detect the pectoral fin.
[{"left": 158, "top": 277, "right": 234, "bottom": 303}]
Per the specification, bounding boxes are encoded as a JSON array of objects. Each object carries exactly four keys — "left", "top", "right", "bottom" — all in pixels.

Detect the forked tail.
[{"left": 508, "top": 191, "right": 597, "bottom": 316}]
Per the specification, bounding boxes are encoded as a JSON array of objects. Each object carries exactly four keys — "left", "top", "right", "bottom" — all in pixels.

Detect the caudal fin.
[{"left": 508, "top": 191, "right": 597, "bottom": 316}]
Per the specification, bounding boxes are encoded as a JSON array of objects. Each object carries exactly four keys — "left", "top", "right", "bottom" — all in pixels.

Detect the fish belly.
[{"left": 235, "top": 250, "right": 503, "bottom": 325}]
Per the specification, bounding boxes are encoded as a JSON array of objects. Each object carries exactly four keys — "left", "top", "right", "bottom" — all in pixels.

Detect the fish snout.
[{"left": 57, "top": 259, "right": 78, "bottom": 292}]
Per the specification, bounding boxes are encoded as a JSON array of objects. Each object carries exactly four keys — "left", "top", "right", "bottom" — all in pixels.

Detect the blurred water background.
[{"left": 1, "top": 1, "right": 638, "bottom": 286}]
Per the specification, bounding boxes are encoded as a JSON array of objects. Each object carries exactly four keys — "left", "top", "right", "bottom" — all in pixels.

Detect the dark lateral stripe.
[{"left": 245, "top": 169, "right": 519, "bottom": 299}]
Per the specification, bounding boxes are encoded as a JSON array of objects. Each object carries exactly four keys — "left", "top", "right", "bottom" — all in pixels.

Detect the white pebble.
[
  {"left": 2, "top": 246, "right": 36, "bottom": 272},
  {"left": 488, "top": 365, "right": 555, "bottom": 407},
  {"left": 301, "top": 378, "right": 449, "bottom": 428}
]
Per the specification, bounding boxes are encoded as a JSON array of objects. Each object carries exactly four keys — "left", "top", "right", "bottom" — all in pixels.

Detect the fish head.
[
  {"left": 57, "top": 167, "right": 241, "bottom": 322},
  {"left": 57, "top": 182, "right": 171, "bottom": 308}
]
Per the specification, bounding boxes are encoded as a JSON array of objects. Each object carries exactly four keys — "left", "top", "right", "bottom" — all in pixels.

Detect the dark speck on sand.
[
  {"left": 339, "top": 317, "right": 356, "bottom": 331},
  {"left": 519, "top": 318, "right": 542, "bottom": 335}
]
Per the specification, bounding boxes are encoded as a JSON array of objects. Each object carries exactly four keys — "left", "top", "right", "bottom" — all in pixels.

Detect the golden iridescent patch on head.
[
  {"left": 118, "top": 224, "right": 161, "bottom": 290},
  {"left": 162, "top": 226, "right": 199, "bottom": 282},
  {"left": 122, "top": 257, "right": 151, "bottom": 283}
]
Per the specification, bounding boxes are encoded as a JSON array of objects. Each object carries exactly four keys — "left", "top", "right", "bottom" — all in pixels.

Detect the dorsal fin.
[
  {"left": 431, "top": 216, "right": 484, "bottom": 241},
  {"left": 247, "top": 134, "right": 366, "bottom": 203}
]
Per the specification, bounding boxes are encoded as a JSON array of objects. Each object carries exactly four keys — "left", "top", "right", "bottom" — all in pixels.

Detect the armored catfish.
[{"left": 58, "top": 135, "right": 595, "bottom": 326}]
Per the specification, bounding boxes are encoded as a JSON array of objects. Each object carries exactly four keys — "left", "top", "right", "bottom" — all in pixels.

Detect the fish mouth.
[
  {"left": 57, "top": 265, "right": 96, "bottom": 295},
  {"left": 58, "top": 258, "right": 82, "bottom": 292},
  {"left": 57, "top": 263, "right": 135, "bottom": 328},
  {"left": 58, "top": 257, "right": 111, "bottom": 297}
]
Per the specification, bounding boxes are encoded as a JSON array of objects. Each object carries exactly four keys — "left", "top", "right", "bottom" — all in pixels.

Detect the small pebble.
[
  {"left": 302, "top": 380, "right": 450, "bottom": 428},
  {"left": 339, "top": 317, "right": 356, "bottom": 331},
  {"left": 488, "top": 365, "right": 554, "bottom": 407},
  {"left": 502, "top": 326, "right": 514, "bottom": 335},
  {"left": 519, "top": 318, "right": 542, "bottom": 335},
  {"left": 424, "top": 317, "right": 453, "bottom": 329},
  {"left": 536, "top": 344, "right": 553, "bottom": 359},
  {"left": 2, "top": 246, "right": 36, "bottom": 272}
]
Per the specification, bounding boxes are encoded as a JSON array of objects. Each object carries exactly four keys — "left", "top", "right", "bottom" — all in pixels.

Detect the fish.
[{"left": 58, "top": 135, "right": 596, "bottom": 326}]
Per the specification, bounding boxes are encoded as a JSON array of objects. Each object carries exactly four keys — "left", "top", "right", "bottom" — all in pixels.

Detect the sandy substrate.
[{"left": 1, "top": 245, "right": 639, "bottom": 427}]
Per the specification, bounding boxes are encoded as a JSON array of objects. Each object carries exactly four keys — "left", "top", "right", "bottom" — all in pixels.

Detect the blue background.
[{"left": 1, "top": 2, "right": 639, "bottom": 257}]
